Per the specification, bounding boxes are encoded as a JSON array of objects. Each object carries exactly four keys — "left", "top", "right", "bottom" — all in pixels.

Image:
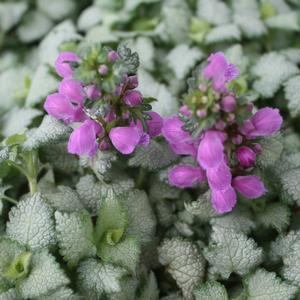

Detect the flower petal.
[
  {"left": 211, "top": 186, "right": 237, "bottom": 214},
  {"left": 59, "top": 79, "right": 84, "bottom": 103},
  {"left": 207, "top": 160, "right": 232, "bottom": 190},
  {"left": 55, "top": 52, "right": 80, "bottom": 78}
]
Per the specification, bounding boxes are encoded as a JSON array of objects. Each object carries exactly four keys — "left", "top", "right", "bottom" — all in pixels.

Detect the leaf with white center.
[
  {"left": 38, "top": 20, "right": 81, "bottom": 65},
  {"left": 0, "top": 288, "right": 20, "bottom": 300},
  {"left": 204, "top": 226, "right": 263, "bottom": 279},
  {"left": 34, "top": 287, "right": 80, "bottom": 300},
  {"left": 77, "top": 5, "right": 102, "bottom": 32},
  {"left": 138, "top": 69, "right": 178, "bottom": 117},
  {"left": 139, "top": 272, "right": 159, "bottom": 300},
  {"left": 98, "top": 237, "right": 140, "bottom": 274},
  {"left": 77, "top": 259, "right": 127, "bottom": 298},
  {"left": 266, "top": 12, "right": 300, "bottom": 31},
  {"left": 284, "top": 75, "right": 300, "bottom": 118},
  {"left": 0, "top": 51, "right": 18, "bottom": 73},
  {"left": 37, "top": 0, "right": 75, "bottom": 21},
  {"left": 85, "top": 25, "right": 118, "bottom": 44},
  {"left": 17, "top": 11, "right": 53, "bottom": 43},
  {"left": 0, "top": 2, "right": 27, "bottom": 33},
  {"left": 2, "top": 108, "right": 42, "bottom": 137},
  {"left": 282, "top": 241, "right": 300, "bottom": 286},
  {"left": 55, "top": 211, "right": 96, "bottom": 267},
  {"left": 167, "top": 45, "right": 203, "bottom": 80},
  {"left": 281, "top": 48, "right": 300, "bottom": 64},
  {"left": 119, "top": 190, "right": 156, "bottom": 246},
  {"left": 26, "top": 64, "right": 59, "bottom": 107},
  {"left": 162, "top": 0, "right": 190, "bottom": 44},
  {"left": 280, "top": 167, "right": 300, "bottom": 205},
  {"left": 6, "top": 193, "right": 56, "bottom": 250},
  {"left": 251, "top": 52, "right": 299, "bottom": 98},
  {"left": 256, "top": 203, "right": 290, "bottom": 232},
  {"left": 18, "top": 250, "right": 69, "bottom": 299},
  {"left": 205, "top": 24, "right": 241, "bottom": 44},
  {"left": 128, "top": 140, "right": 178, "bottom": 171},
  {"left": 150, "top": 176, "right": 180, "bottom": 200},
  {"left": 243, "top": 269, "right": 298, "bottom": 299},
  {"left": 158, "top": 238, "right": 205, "bottom": 300},
  {"left": 197, "top": 0, "right": 231, "bottom": 25},
  {"left": 124, "top": 0, "right": 159, "bottom": 11},
  {"left": 23, "top": 115, "right": 71, "bottom": 150},
  {"left": 193, "top": 281, "right": 228, "bottom": 300}
]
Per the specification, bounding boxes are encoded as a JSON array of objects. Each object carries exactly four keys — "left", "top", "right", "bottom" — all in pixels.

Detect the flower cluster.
[
  {"left": 163, "top": 52, "right": 283, "bottom": 214},
  {"left": 44, "top": 46, "right": 162, "bottom": 157}
]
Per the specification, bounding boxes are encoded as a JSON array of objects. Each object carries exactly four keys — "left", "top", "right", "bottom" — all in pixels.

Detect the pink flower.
[
  {"left": 108, "top": 50, "right": 119, "bottom": 62},
  {"left": 127, "top": 75, "right": 138, "bottom": 89},
  {"left": 232, "top": 175, "right": 267, "bottom": 199},
  {"left": 203, "top": 52, "right": 239, "bottom": 92},
  {"left": 168, "top": 165, "right": 205, "bottom": 188},
  {"left": 123, "top": 90, "right": 143, "bottom": 107},
  {"left": 179, "top": 105, "right": 192, "bottom": 117},
  {"left": 211, "top": 186, "right": 237, "bottom": 214},
  {"left": 85, "top": 84, "right": 101, "bottom": 100},
  {"left": 221, "top": 95, "right": 236, "bottom": 112},
  {"left": 240, "top": 107, "right": 283, "bottom": 138},
  {"left": 58, "top": 79, "right": 85, "bottom": 104},
  {"left": 109, "top": 126, "right": 141, "bottom": 155},
  {"left": 206, "top": 160, "right": 232, "bottom": 190},
  {"left": 146, "top": 112, "right": 163, "bottom": 137},
  {"left": 55, "top": 52, "right": 80, "bottom": 78},
  {"left": 98, "top": 65, "right": 109, "bottom": 75},
  {"left": 68, "top": 120, "right": 103, "bottom": 157},
  {"left": 236, "top": 146, "right": 256, "bottom": 168}
]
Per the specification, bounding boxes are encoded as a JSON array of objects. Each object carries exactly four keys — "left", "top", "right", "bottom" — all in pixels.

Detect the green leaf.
[
  {"left": 0, "top": 288, "right": 20, "bottom": 300},
  {"left": 139, "top": 271, "right": 159, "bottom": 300},
  {"left": 158, "top": 238, "right": 205, "bottom": 299},
  {"left": 284, "top": 75, "right": 300, "bottom": 118},
  {"left": 98, "top": 236, "right": 140, "bottom": 274},
  {"left": 117, "top": 43, "right": 139, "bottom": 74},
  {"left": 280, "top": 167, "right": 300, "bottom": 205},
  {"left": 251, "top": 52, "right": 299, "bottom": 98},
  {"left": 282, "top": 241, "right": 300, "bottom": 286},
  {"left": 205, "top": 24, "right": 241, "bottom": 44},
  {"left": 204, "top": 226, "right": 263, "bottom": 279},
  {"left": 18, "top": 250, "right": 69, "bottom": 299},
  {"left": 77, "top": 259, "right": 127, "bottom": 297},
  {"left": 193, "top": 281, "right": 228, "bottom": 300},
  {"left": 225, "top": 44, "right": 249, "bottom": 74},
  {"left": 266, "top": 12, "right": 300, "bottom": 31},
  {"left": 23, "top": 115, "right": 72, "bottom": 150},
  {"left": 128, "top": 140, "right": 178, "bottom": 171},
  {"left": 77, "top": 5, "right": 102, "bottom": 32},
  {"left": 34, "top": 286, "right": 80, "bottom": 300},
  {"left": 243, "top": 269, "right": 298, "bottom": 299},
  {"left": 6, "top": 193, "right": 56, "bottom": 250},
  {"left": 167, "top": 45, "right": 203, "bottom": 80},
  {"left": 4, "top": 252, "right": 31, "bottom": 281},
  {"left": 55, "top": 211, "right": 96, "bottom": 267}
]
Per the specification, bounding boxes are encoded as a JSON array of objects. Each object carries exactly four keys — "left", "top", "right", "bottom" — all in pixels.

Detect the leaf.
[
  {"left": 193, "top": 281, "right": 228, "bottom": 300},
  {"left": 158, "top": 238, "right": 205, "bottom": 300},
  {"left": 128, "top": 140, "right": 178, "bottom": 171},
  {"left": 37, "top": 0, "right": 75, "bottom": 21},
  {"left": 197, "top": 0, "right": 231, "bottom": 25},
  {"left": 6, "top": 193, "right": 56, "bottom": 251},
  {"left": 55, "top": 211, "right": 96, "bottom": 267},
  {"left": 26, "top": 64, "right": 59, "bottom": 107},
  {"left": 0, "top": 288, "right": 20, "bottom": 300},
  {"left": 98, "top": 236, "right": 141, "bottom": 274},
  {"left": 256, "top": 203, "right": 290, "bottom": 232},
  {"left": 2, "top": 108, "right": 42, "bottom": 138},
  {"left": 23, "top": 115, "right": 72, "bottom": 150},
  {"left": 243, "top": 269, "right": 298, "bottom": 300},
  {"left": 284, "top": 75, "right": 300, "bottom": 118},
  {"left": 204, "top": 226, "right": 263, "bottom": 279},
  {"left": 18, "top": 250, "right": 69, "bottom": 299},
  {"left": 77, "top": 5, "right": 102, "bottom": 32},
  {"left": 282, "top": 241, "right": 300, "bottom": 286},
  {"left": 167, "top": 45, "right": 203, "bottom": 80},
  {"left": 281, "top": 48, "right": 300, "bottom": 64},
  {"left": 280, "top": 167, "right": 300, "bottom": 205},
  {"left": 266, "top": 12, "right": 300, "bottom": 31},
  {"left": 77, "top": 259, "right": 127, "bottom": 298},
  {"left": 117, "top": 43, "right": 140, "bottom": 74},
  {"left": 225, "top": 44, "right": 249, "bottom": 74},
  {"left": 205, "top": 24, "right": 241, "bottom": 44},
  {"left": 251, "top": 52, "right": 299, "bottom": 98},
  {"left": 34, "top": 287, "right": 80, "bottom": 300},
  {"left": 139, "top": 271, "right": 159, "bottom": 300}
]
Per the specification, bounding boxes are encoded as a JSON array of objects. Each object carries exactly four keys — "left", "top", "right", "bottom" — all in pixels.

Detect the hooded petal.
[
  {"left": 236, "top": 146, "right": 256, "bottom": 168},
  {"left": 211, "top": 186, "right": 237, "bottom": 214},
  {"left": 55, "top": 52, "right": 80, "bottom": 78},
  {"left": 67, "top": 120, "right": 103, "bottom": 157},
  {"left": 59, "top": 79, "right": 85, "bottom": 104},
  {"left": 232, "top": 175, "right": 267, "bottom": 199},
  {"left": 168, "top": 165, "right": 205, "bottom": 188},
  {"left": 207, "top": 160, "right": 232, "bottom": 190},
  {"left": 169, "top": 141, "right": 197, "bottom": 157},
  {"left": 109, "top": 126, "right": 140, "bottom": 155},
  {"left": 123, "top": 90, "right": 142, "bottom": 107},
  {"left": 146, "top": 112, "right": 163, "bottom": 137}
]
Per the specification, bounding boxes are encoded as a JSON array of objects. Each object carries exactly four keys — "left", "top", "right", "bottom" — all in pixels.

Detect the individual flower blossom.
[
  {"left": 58, "top": 79, "right": 84, "bottom": 103},
  {"left": 211, "top": 186, "right": 237, "bottom": 214},
  {"left": 146, "top": 112, "right": 163, "bottom": 137},
  {"left": 85, "top": 85, "right": 101, "bottom": 100},
  {"left": 123, "top": 90, "right": 143, "bottom": 107},
  {"left": 206, "top": 160, "right": 232, "bottom": 190},
  {"left": 55, "top": 52, "right": 80, "bottom": 78},
  {"left": 232, "top": 176, "right": 267, "bottom": 199},
  {"left": 68, "top": 120, "right": 103, "bottom": 157},
  {"left": 168, "top": 165, "right": 205, "bottom": 188},
  {"left": 127, "top": 75, "right": 138, "bottom": 89},
  {"left": 108, "top": 50, "right": 119, "bottom": 62},
  {"left": 236, "top": 146, "right": 256, "bottom": 168},
  {"left": 203, "top": 52, "right": 239, "bottom": 92}
]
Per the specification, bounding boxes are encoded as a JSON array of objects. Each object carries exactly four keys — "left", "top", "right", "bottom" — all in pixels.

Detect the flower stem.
[
  {"left": 2, "top": 196, "right": 18, "bottom": 205},
  {"left": 136, "top": 168, "right": 146, "bottom": 189}
]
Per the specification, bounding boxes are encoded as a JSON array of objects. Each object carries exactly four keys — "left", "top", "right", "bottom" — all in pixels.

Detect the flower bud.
[
  {"left": 196, "top": 109, "right": 206, "bottom": 118},
  {"left": 107, "top": 50, "right": 119, "bottom": 62},
  {"left": 85, "top": 85, "right": 101, "bottom": 100},
  {"left": 232, "top": 135, "right": 243, "bottom": 145},
  {"left": 127, "top": 75, "right": 138, "bottom": 89},
  {"left": 98, "top": 64, "right": 109, "bottom": 75},
  {"left": 215, "top": 120, "right": 226, "bottom": 130},
  {"left": 221, "top": 95, "right": 236, "bottom": 112},
  {"left": 236, "top": 146, "right": 256, "bottom": 168},
  {"left": 123, "top": 90, "right": 142, "bottom": 107}
]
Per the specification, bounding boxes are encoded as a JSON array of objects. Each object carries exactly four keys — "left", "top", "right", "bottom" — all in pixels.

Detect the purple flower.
[
  {"left": 236, "top": 146, "right": 256, "bottom": 168},
  {"left": 168, "top": 165, "right": 205, "bottom": 188},
  {"left": 240, "top": 107, "right": 283, "bottom": 138},
  {"left": 179, "top": 105, "right": 192, "bottom": 117},
  {"left": 108, "top": 50, "right": 119, "bottom": 62},
  {"left": 85, "top": 84, "right": 101, "bottom": 100},
  {"left": 127, "top": 75, "right": 138, "bottom": 89},
  {"left": 123, "top": 90, "right": 143, "bottom": 107},
  {"left": 206, "top": 160, "right": 232, "bottom": 190},
  {"left": 221, "top": 95, "right": 236, "bottom": 112},
  {"left": 211, "top": 186, "right": 237, "bottom": 214},
  {"left": 44, "top": 93, "right": 85, "bottom": 124},
  {"left": 197, "top": 130, "right": 224, "bottom": 169},
  {"left": 203, "top": 52, "right": 239, "bottom": 92},
  {"left": 68, "top": 120, "right": 103, "bottom": 157},
  {"left": 55, "top": 52, "right": 80, "bottom": 78},
  {"left": 232, "top": 175, "right": 267, "bottom": 199},
  {"left": 59, "top": 79, "right": 84, "bottom": 104},
  {"left": 109, "top": 126, "right": 140, "bottom": 155},
  {"left": 146, "top": 112, "right": 163, "bottom": 137},
  {"left": 98, "top": 64, "right": 109, "bottom": 75}
]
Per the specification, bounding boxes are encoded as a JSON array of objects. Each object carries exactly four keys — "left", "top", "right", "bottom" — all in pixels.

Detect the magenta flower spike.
[
  {"left": 109, "top": 126, "right": 141, "bottom": 155},
  {"left": 168, "top": 165, "right": 205, "bottom": 188},
  {"left": 232, "top": 175, "right": 267, "bottom": 199},
  {"left": 123, "top": 90, "right": 143, "bottom": 107},
  {"left": 146, "top": 112, "right": 163, "bottom": 137},
  {"left": 236, "top": 146, "right": 256, "bottom": 168},
  {"left": 55, "top": 52, "right": 80, "bottom": 78},
  {"left": 211, "top": 186, "right": 237, "bottom": 214},
  {"left": 203, "top": 52, "right": 239, "bottom": 92},
  {"left": 67, "top": 120, "right": 103, "bottom": 157},
  {"left": 58, "top": 79, "right": 85, "bottom": 104},
  {"left": 206, "top": 160, "right": 232, "bottom": 190}
]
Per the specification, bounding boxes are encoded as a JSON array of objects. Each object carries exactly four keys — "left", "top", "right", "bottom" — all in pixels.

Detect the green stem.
[
  {"left": 136, "top": 168, "right": 146, "bottom": 189},
  {"left": 2, "top": 196, "right": 18, "bottom": 205}
]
